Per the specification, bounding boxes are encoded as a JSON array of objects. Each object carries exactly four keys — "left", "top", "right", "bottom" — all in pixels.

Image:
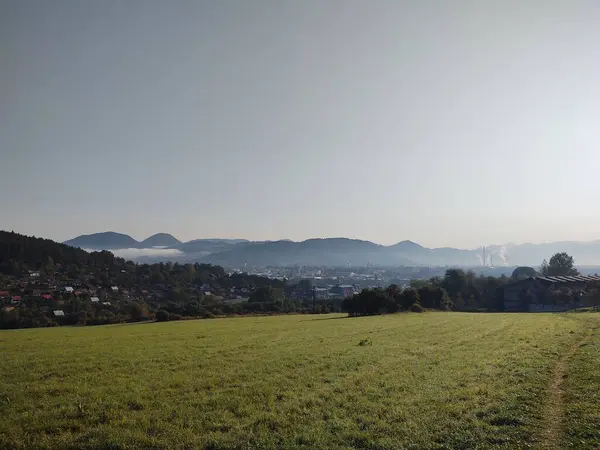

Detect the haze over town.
[{"left": 3, "top": 0, "right": 600, "bottom": 248}]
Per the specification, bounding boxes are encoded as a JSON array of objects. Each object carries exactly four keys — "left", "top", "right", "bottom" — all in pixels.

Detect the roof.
[
  {"left": 11, "top": 296, "right": 21, "bottom": 301},
  {"left": 0, "top": 291, "right": 9, "bottom": 296},
  {"left": 511, "top": 275, "right": 600, "bottom": 286},
  {"left": 90, "top": 296, "right": 100, "bottom": 302},
  {"left": 53, "top": 310, "right": 65, "bottom": 316},
  {"left": 41, "top": 294, "right": 52, "bottom": 300},
  {"left": 65, "top": 287, "right": 74, "bottom": 292},
  {"left": 535, "top": 275, "right": 600, "bottom": 284}
]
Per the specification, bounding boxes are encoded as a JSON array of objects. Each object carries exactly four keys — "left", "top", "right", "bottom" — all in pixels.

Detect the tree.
[
  {"left": 541, "top": 252, "right": 580, "bottom": 277},
  {"left": 511, "top": 266, "right": 537, "bottom": 280},
  {"left": 417, "top": 286, "right": 452, "bottom": 310},
  {"left": 441, "top": 269, "right": 467, "bottom": 299},
  {"left": 249, "top": 286, "right": 284, "bottom": 303},
  {"left": 398, "top": 288, "right": 420, "bottom": 310}
]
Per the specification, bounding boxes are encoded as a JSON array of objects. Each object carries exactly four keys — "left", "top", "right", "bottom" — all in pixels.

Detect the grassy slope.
[
  {"left": 0, "top": 313, "right": 593, "bottom": 449},
  {"left": 561, "top": 314, "right": 600, "bottom": 449}
]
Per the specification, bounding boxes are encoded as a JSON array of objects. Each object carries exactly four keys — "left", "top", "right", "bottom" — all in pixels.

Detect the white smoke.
[
  {"left": 476, "top": 246, "right": 508, "bottom": 267},
  {"left": 476, "top": 253, "right": 484, "bottom": 266},
  {"left": 497, "top": 246, "right": 507, "bottom": 266}
]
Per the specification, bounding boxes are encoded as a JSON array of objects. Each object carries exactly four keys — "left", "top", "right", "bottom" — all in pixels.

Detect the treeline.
[
  {"left": 0, "top": 231, "right": 119, "bottom": 272},
  {"left": 342, "top": 284, "right": 452, "bottom": 316}
]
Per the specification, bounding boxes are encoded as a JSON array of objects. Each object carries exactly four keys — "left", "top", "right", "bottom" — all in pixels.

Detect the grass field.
[{"left": 1, "top": 312, "right": 599, "bottom": 449}]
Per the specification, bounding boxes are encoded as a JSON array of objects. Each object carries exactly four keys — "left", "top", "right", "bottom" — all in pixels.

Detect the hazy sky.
[{"left": 2, "top": 0, "right": 600, "bottom": 248}]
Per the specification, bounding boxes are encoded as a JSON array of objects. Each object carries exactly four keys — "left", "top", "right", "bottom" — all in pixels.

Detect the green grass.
[
  {"left": 0, "top": 312, "right": 598, "bottom": 449},
  {"left": 562, "top": 314, "right": 600, "bottom": 449}
]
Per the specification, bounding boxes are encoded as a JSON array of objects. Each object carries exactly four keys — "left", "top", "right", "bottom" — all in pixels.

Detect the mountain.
[
  {"left": 141, "top": 233, "right": 181, "bottom": 248},
  {"left": 185, "top": 238, "right": 249, "bottom": 245},
  {"left": 64, "top": 232, "right": 140, "bottom": 250},
  {"left": 176, "top": 239, "right": 250, "bottom": 256},
  {"left": 60, "top": 231, "right": 600, "bottom": 267},
  {"left": 200, "top": 238, "right": 414, "bottom": 267}
]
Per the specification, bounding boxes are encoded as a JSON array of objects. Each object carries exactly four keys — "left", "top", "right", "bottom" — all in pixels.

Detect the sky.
[{"left": 2, "top": 0, "right": 600, "bottom": 249}]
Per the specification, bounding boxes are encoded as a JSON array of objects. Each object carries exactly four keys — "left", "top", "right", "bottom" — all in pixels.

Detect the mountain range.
[{"left": 62, "top": 232, "right": 600, "bottom": 268}]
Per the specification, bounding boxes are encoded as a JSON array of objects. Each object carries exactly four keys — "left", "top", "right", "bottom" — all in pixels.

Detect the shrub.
[
  {"left": 156, "top": 309, "right": 170, "bottom": 322},
  {"left": 410, "top": 302, "right": 424, "bottom": 313}
]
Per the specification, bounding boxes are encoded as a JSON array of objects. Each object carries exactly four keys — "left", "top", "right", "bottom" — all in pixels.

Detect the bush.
[
  {"left": 156, "top": 309, "right": 170, "bottom": 322},
  {"left": 410, "top": 302, "right": 424, "bottom": 313}
]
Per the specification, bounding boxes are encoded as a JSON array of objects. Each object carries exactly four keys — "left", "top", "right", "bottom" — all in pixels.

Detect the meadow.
[{"left": 1, "top": 312, "right": 599, "bottom": 449}]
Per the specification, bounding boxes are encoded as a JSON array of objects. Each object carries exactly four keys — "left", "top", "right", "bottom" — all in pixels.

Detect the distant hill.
[
  {"left": 176, "top": 239, "right": 249, "bottom": 257},
  {"left": 60, "top": 231, "right": 600, "bottom": 267},
  {"left": 64, "top": 232, "right": 140, "bottom": 250},
  {"left": 200, "top": 238, "right": 414, "bottom": 267},
  {"left": 141, "top": 233, "right": 181, "bottom": 248}
]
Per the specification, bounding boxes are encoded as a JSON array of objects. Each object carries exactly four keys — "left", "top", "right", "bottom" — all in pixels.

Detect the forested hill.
[
  {"left": 0, "top": 231, "right": 291, "bottom": 329},
  {"left": 0, "top": 230, "right": 119, "bottom": 270}
]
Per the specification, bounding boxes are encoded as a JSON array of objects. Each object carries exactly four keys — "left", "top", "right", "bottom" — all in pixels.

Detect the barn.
[{"left": 502, "top": 275, "right": 600, "bottom": 312}]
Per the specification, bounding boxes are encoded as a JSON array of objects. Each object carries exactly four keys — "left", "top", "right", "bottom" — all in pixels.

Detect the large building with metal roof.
[{"left": 502, "top": 275, "right": 600, "bottom": 312}]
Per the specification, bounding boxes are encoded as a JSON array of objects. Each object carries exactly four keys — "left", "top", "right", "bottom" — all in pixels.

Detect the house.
[
  {"left": 111, "top": 286, "right": 118, "bottom": 293},
  {"left": 11, "top": 295, "right": 22, "bottom": 303},
  {"left": 0, "top": 291, "right": 9, "bottom": 298},
  {"left": 502, "top": 275, "right": 600, "bottom": 312},
  {"left": 41, "top": 294, "right": 52, "bottom": 300},
  {"left": 102, "top": 301, "right": 111, "bottom": 306},
  {"left": 313, "top": 287, "right": 330, "bottom": 300},
  {"left": 90, "top": 296, "right": 100, "bottom": 303},
  {"left": 53, "top": 310, "right": 65, "bottom": 317},
  {"left": 64, "top": 287, "right": 74, "bottom": 293},
  {"left": 330, "top": 284, "right": 357, "bottom": 298}
]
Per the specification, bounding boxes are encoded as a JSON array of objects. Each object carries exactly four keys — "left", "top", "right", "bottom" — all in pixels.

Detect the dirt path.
[{"left": 537, "top": 329, "right": 591, "bottom": 449}]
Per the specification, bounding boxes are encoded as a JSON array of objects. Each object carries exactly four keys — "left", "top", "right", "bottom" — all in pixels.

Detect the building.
[
  {"left": 330, "top": 284, "right": 357, "bottom": 298},
  {"left": 313, "top": 287, "right": 330, "bottom": 300},
  {"left": 502, "top": 275, "right": 600, "bottom": 312}
]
